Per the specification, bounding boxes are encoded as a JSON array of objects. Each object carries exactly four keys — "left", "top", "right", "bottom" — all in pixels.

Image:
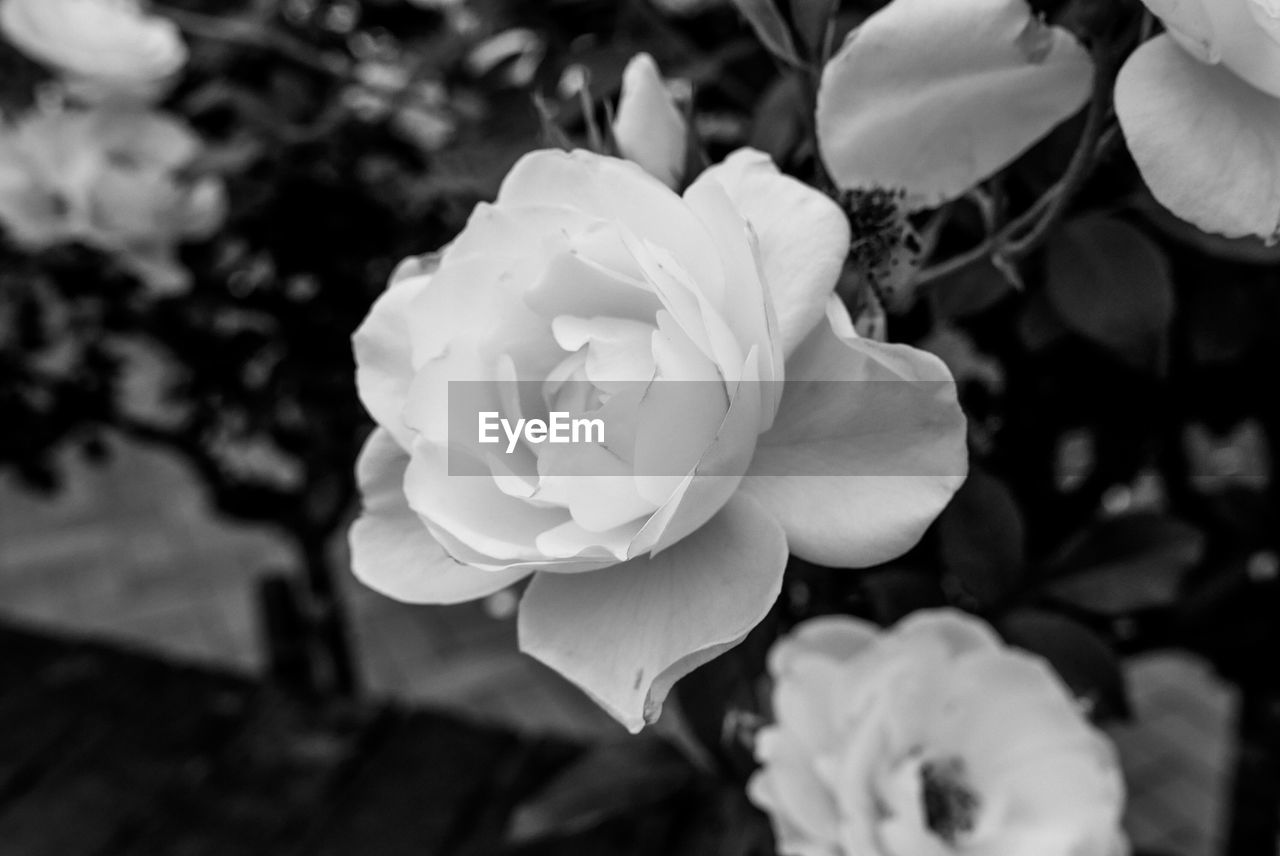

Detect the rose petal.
[
  {"left": 630, "top": 347, "right": 764, "bottom": 554},
  {"left": 518, "top": 493, "right": 786, "bottom": 732},
  {"left": 1116, "top": 33, "right": 1280, "bottom": 240},
  {"left": 497, "top": 149, "right": 722, "bottom": 294},
  {"left": 1139, "top": 0, "right": 1217, "bottom": 62},
  {"left": 767, "top": 614, "right": 879, "bottom": 676},
  {"left": 612, "top": 53, "right": 688, "bottom": 188},
  {"left": 816, "top": 0, "right": 1092, "bottom": 208},
  {"left": 694, "top": 148, "right": 850, "bottom": 355},
  {"left": 404, "top": 438, "right": 575, "bottom": 565},
  {"left": 350, "top": 428, "right": 530, "bottom": 603},
  {"left": 740, "top": 299, "right": 967, "bottom": 567},
  {"left": 353, "top": 266, "right": 434, "bottom": 450},
  {"left": 750, "top": 729, "right": 844, "bottom": 844}
]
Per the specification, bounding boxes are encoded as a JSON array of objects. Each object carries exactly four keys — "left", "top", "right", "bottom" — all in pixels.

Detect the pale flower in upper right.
[{"left": 1116, "top": 0, "right": 1280, "bottom": 239}]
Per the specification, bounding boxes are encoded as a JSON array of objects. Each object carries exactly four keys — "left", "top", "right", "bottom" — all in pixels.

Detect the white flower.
[
  {"left": 0, "top": 107, "right": 225, "bottom": 292},
  {"left": 0, "top": 0, "right": 187, "bottom": 102},
  {"left": 612, "top": 53, "right": 689, "bottom": 189},
  {"left": 749, "top": 610, "right": 1128, "bottom": 856},
  {"left": 1116, "top": 0, "right": 1280, "bottom": 238},
  {"left": 350, "top": 134, "right": 968, "bottom": 731}
]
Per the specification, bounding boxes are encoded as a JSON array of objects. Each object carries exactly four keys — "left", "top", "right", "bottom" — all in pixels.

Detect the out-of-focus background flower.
[{"left": 0, "top": 1, "right": 1276, "bottom": 854}]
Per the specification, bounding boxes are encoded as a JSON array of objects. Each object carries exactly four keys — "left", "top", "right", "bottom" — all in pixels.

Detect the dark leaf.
[
  {"left": 1044, "top": 215, "right": 1175, "bottom": 373},
  {"left": 1002, "top": 610, "right": 1129, "bottom": 721},
  {"left": 789, "top": 0, "right": 838, "bottom": 59},
  {"left": 1045, "top": 513, "right": 1206, "bottom": 615},
  {"left": 861, "top": 568, "right": 948, "bottom": 624},
  {"left": 1017, "top": 287, "right": 1069, "bottom": 353},
  {"left": 938, "top": 468, "right": 1026, "bottom": 605},
  {"left": 731, "top": 0, "right": 802, "bottom": 66},
  {"left": 506, "top": 736, "right": 700, "bottom": 844},
  {"left": 929, "top": 258, "right": 1016, "bottom": 319},
  {"left": 748, "top": 75, "right": 807, "bottom": 164}
]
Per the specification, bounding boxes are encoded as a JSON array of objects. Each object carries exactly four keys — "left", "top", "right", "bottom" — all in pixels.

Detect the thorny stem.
[{"left": 913, "top": 46, "right": 1120, "bottom": 289}]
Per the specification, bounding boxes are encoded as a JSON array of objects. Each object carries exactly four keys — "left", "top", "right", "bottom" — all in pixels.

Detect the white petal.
[
  {"left": 497, "top": 149, "right": 722, "bottom": 294},
  {"left": 350, "top": 429, "right": 530, "bottom": 603},
  {"left": 518, "top": 493, "right": 787, "bottom": 732},
  {"left": 740, "top": 299, "right": 967, "bottom": 567},
  {"left": 353, "top": 269, "right": 433, "bottom": 450},
  {"left": 816, "top": 0, "right": 1092, "bottom": 208},
  {"left": 694, "top": 148, "right": 850, "bottom": 355},
  {"left": 1116, "top": 33, "right": 1280, "bottom": 240}
]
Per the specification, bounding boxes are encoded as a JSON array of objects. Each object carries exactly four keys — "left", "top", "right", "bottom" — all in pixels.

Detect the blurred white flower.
[
  {"left": 0, "top": 0, "right": 188, "bottom": 103},
  {"left": 612, "top": 53, "right": 689, "bottom": 189},
  {"left": 1116, "top": 0, "right": 1280, "bottom": 238},
  {"left": 750, "top": 610, "right": 1128, "bottom": 856},
  {"left": 0, "top": 107, "right": 225, "bottom": 292}
]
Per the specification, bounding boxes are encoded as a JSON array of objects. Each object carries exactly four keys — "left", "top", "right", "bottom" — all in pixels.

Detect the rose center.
[{"left": 920, "top": 757, "right": 980, "bottom": 845}]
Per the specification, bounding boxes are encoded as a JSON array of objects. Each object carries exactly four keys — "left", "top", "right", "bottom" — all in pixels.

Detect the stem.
[
  {"left": 296, "top": 531, "right": 360, "bottom": 698},
  {"left": 1002, "top": 59, "right": 1115, "bottom": 257},
  {"left": 913, "top": 47, "right": 1119, "bottom": 288}
]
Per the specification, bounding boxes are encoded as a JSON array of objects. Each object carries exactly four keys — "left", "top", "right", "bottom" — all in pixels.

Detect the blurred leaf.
[
  {"left": 861, "top": 567, "right": 948, "bottom": 624},
  {"left": 1002, "top": 610, "right": 1129, "bottom": 721},
  {"left": 929, "top": 257, "right": 1016, "bottom": 319},
  {"left": 507, "top": 736, "right": 699, "bottom": 844},
  {"left": 731, "top": 0, "right": 802, "bottom": 66},
  {"left": 748, "top": 75, "right": 807, "bottom": 164},
  {"left": 1184, "top": 278, "right": 1268, "bottom": 366},
  {"left": 1017, "top": 288, "right": 1070, "bottom": 353},
  {"left": 1044, "top": 215, "right": 1175, "bottom": 373},
  {"left": 789, "top": 0, "right": 838, "bottom": 59},
  {"left": 1045, "top": 513, "right": 1205, "bottom": 615},
  {"left": 938, "top": 468, "right": 1025, "bottom": 605}
]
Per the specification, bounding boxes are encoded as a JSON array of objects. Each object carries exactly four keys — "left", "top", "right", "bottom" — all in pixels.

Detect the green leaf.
[
  {"left": 1045, "top": 512, "right": 1205, "bottom": 615},
  {"left": 1044, "top": 215, "right": 1175, "bottom": 373},
  {"left": 731, "top": 0, "right": 802, "bottom": 66},
  {"left": 1002, "top": 610, "right": 1129, "bottom": 722},
  {"left": 506, "top": 736, "right": 700, "bottom": 843},
  {"left": 938, "top": 468, "right": 1026, "bottom": 605}
]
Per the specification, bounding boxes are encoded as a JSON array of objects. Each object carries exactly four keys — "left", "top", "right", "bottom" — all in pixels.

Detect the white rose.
[
  {"left": 1116, "top": 0, "right": 1280, "bottom": 237},
  {"left": 0, "top": 0, "right": 187, "bottom": 102},
  {"left": 350, "top": 136, "right": 968, "bottom": 731},
  {"left": 0, "top": 107, "right": 225, "bottom": 292},
  {"left": 749, "top": 610, "right": 1128, "bottom": 856}
]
